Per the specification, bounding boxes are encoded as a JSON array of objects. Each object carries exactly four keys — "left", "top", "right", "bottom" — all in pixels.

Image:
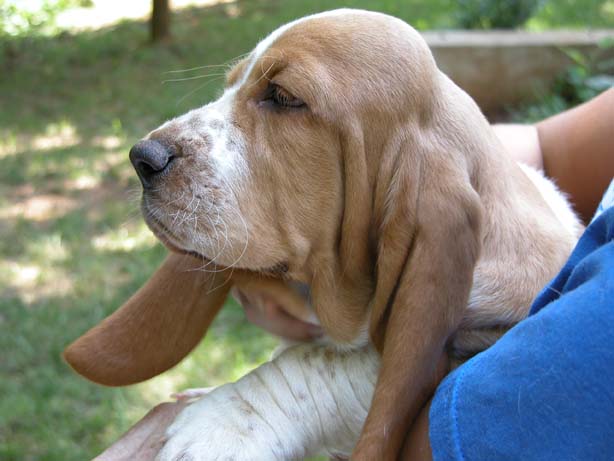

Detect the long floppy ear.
[
  {"left": 353, "top": 98, "right": 484, "bottom": 457},
  {"left": 64, "top": 253, "right": 232, "bottom": 386}
]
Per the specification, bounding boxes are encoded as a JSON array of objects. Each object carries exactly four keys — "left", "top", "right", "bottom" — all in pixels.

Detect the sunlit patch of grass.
[
  {"left": 92, "top": 221, "right": 157, "bottom": 252},
  {"left": 31, "top": 120, "right": 80, "bottom": 151},
  {"left": 0, "top": 131, "right": 18, "bottom": 158},
  {"left": 0, "top": 121, "right": 79, "bottom": 157},
  {"left": 0, "top": 194, "right": 78, "bottom": 221},
  {"left": 64, "top": 174, "right": 101, "bottom": 190},
  {"left": 1, "top": 260, "right": 74, "bottom": 305},
  {"left": 1, "top": 233, "right": 74, "bottom": 304},
  {"left": 27, "top": 233, "right": 69, "bottom": 263}
]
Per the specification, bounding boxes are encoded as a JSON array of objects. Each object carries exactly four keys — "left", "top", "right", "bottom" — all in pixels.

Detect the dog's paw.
[{"left": 156, "top": 385, "right": 288, "bottom": 461}]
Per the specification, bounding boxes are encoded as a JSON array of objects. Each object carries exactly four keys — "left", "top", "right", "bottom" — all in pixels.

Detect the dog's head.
[
  {"left": 66, "top": 15, "right": 486, "bottom": 449},
  {"left": 137, "top": 10, "right": 435, "bottom": 281},
  {"left": 129, "top": 9, "right": 478, "bottom": 343}
]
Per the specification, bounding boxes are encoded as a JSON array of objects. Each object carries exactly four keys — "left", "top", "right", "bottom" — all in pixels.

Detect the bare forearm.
[
  {"left": 492, "top": 123, "right": 543, "bottom": 170},
  {"left": 537, "top": 88, "right": 614, "bottom": 223}
]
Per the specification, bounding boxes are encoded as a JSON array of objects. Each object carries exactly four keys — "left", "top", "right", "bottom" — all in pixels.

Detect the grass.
[{"left": 1, "top": 1, "right": 613, "bottom": 460}]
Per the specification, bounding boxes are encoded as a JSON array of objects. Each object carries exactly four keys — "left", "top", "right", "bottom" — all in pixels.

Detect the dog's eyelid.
[{"left": 261, "top": 82, "right": 306, "bottom": 110}]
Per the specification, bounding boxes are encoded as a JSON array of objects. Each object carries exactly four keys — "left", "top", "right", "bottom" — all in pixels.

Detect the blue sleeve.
[{"left": 429, "top": 199, "right": 614, "bottom": 461}]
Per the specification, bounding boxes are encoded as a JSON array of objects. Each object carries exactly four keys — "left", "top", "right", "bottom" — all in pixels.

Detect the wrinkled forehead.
[
  {"left": 228, "top": 9, "right": 415, "bottom": 86},
  {"left": 219, "top": 9, "right": 437, "bottom": 126},
  {"left": 228, "top": 10, "right": 354, "bottom": 88},
  {"left": 225, "top": 9, "right": 429, "bottom": 100}
]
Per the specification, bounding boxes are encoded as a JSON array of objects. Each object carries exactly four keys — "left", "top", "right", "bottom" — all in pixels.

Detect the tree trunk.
[{"left": 151, "top": 0, "right": 171, "bottom": 42}]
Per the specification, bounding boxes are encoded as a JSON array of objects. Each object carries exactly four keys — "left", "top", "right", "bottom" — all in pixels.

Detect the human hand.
[
  {"left": 94, "top": 400, "right": 188, "bottom": 461},
  {"left": 234, "top": 288, "right": 323, "bottom": 342}
]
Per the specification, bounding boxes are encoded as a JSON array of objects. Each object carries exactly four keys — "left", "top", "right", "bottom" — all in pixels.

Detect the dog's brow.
[
  {"left": 235, "top": 10, "right": 350, "bottom": 89},
  {"left": 226, "top": 58, "right": 250, "bottom": 87}
]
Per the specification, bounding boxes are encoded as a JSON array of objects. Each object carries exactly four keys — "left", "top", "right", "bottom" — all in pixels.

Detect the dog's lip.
[
  {"left": 171, "top": 245, "right": 288, "bottom": 276},
  {"left": 143, "top": 204, "right": 288, "bottom": 276},
  {"left": 142, "top": 208, "right": 202, "bottom": 258},
  {"left": 171, "top": 245, "right": 289, "bottom": 276}
]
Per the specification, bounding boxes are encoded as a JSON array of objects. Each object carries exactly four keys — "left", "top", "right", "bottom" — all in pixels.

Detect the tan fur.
[
  {"left": 64, "top": 254, "right": 230, "bottom": 386},
  {"left": 64, "top": 10, "right": 581, "bottom": 460}
]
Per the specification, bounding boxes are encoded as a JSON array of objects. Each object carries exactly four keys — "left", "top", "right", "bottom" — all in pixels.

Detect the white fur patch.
[
  {"left": 518, "top": 163, "right": 584, "bottom": 238},
  {"left": 157, "top": 344, "right": 379, "bottom": 461},
  {"left": 202, "top": 87, "right": 247, "bottom": 183}
]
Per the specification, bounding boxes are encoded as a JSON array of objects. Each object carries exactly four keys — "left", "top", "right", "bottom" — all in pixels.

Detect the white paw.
[{"left": 156, "top": 385, "right": 288, "bottom": 461}]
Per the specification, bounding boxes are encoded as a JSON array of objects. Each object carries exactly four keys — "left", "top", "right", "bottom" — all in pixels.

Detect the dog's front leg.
[{"left": 157, "top": 344, "right": 379, "bottom": 461}]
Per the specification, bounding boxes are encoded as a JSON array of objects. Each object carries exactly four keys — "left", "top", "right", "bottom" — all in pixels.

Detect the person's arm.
[
  {"left": 492, "top": 89, "right": 614, "bottom": 225},
  {"left": 491, "top": 123, "right": 543, "bottom": 170},
  {"left": 537, "top": 88, "right": 614, "bottom": 224},
  {"left": 234, "top": 288, "right": 322, "bottom": 341}
]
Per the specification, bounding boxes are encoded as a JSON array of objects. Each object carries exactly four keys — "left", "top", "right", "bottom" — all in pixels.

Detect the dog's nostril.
[{"left": 129, "top": 139, "right": 174, "bottom": 187}]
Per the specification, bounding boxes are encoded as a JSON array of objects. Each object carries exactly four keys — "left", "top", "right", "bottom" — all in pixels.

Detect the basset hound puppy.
[{"left": 64, "top": 9, "right": 583, "bottom": 460}]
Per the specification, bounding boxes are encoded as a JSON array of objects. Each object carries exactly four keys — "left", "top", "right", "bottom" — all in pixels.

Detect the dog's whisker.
[
  {"left": 165, "top": 191, "right": 187, "bottom": 208},
  {"left": 188, "top": 206, "right": 228, "bottom": 272},
  {"left": 176, "top": 193, "right": 197, "bottom": 228},
  {"left": 175, "top": 75, "right": 227, "bottom": 107},
  {"left": 163, "top": 63, "right": 231, "bottom": 75},
  {"left": 199, "top": 221, "right": 229, "bottom": 273},
  {"left": 162, "top": 72, "right": 228, "bottom": 84},
  {"left": 250, "top": 58, "right": 278, "bottom": 88},
  {"left": 205, "top": 266, "right": 235, "bottom": 294},
  {"left": 170, "top": 192, "right": 191, "bottom": 228},
  {"left": 201, "top": 215, "right": 246, "bottom": 274},
  {"left": 213, "top": 178, "right": 250, "bottom": 271},
  {"left": 206, "top": 206, "right": 225, "bottom": 263},
  {"left": 182, "top": 198, "right": 201, "bottom": 238},
  {"left": 222, "top": 206, "right": 250, "bottom": 275},
  {"left": 201, "top": 214, "right": 232, "bottom": 272},
  {"left": 163, "top": 51, "right": 251, "bottom": 75}
]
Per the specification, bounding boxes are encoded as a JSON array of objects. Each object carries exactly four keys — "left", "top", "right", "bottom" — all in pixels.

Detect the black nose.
[{"left": 129, "top": 140, "right": 173, "bottom": 187}]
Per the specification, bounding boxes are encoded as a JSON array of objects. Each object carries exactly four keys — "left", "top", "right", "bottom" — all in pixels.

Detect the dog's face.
[{"left": 133, "top": 10, "right": 436, "bottom": 290}]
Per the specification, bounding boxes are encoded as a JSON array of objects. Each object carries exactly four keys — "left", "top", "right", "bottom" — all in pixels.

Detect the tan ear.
[
  {"left": 64, "top": 253, "right": 233, "bottom": 386},
  {"left": 353, "top": 138, "right": 483, "bottom": 459}
]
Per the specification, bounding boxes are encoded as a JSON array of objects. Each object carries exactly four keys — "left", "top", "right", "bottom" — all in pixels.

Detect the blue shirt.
[{"left": 430, "top": 179, "right": 614, "bottom": 461}]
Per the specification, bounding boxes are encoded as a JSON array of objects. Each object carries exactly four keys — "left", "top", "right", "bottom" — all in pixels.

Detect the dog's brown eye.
[{"left": 263, "top": 84, "right": 305, "bottom": 109}]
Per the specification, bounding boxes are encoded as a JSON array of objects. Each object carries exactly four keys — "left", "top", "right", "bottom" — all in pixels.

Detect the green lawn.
[{"left": 1, "top": 1, "right": 613, "bottom": 460}]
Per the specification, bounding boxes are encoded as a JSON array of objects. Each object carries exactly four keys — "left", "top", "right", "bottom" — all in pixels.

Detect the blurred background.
[{"left": 1, "top": 1, "right": 613, "bottom": 459}]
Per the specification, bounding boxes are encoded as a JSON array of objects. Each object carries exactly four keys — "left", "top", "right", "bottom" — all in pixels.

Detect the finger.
[
  {"left": 95, "top": 401, "right": 188, "bottom": 461},
  {"left": 233, "top": 288, "right": 256, "bottom": 312},
  {"left": 235, "top": 288, "right": 323, "bottom": 341},
  {"left": 260, "top": 300, "right": 323, "bottom": 341}
]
